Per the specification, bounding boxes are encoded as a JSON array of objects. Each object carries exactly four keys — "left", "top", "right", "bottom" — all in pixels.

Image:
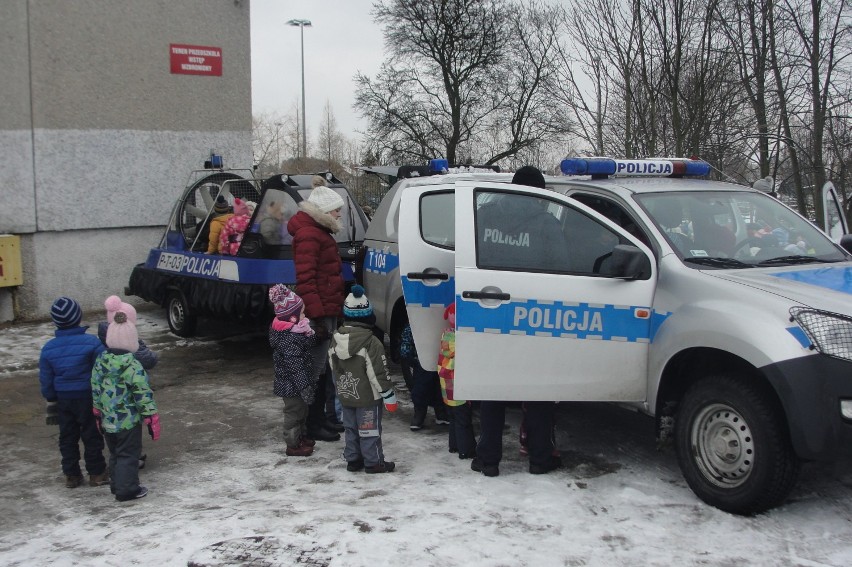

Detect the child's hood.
[{"left": 330, "top": 323, "right": 374, "bottom": 360}]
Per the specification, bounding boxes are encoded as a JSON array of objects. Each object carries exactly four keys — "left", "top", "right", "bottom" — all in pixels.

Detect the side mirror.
[{"left": 608, "top": 244, "right": 651, "bottom": 280}]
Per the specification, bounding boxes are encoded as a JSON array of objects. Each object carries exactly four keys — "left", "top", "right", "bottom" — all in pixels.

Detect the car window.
[
  {"left": 474, "top": 190, "right": 622, "bottom": 275},
  {"left": 420, "top": 191, "right": 455, "bottom": 249},
  {"left": 639, "top": 191, "right": 847, "bottom": 263}
]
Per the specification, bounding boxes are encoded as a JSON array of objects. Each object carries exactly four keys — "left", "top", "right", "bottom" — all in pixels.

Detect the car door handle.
[
  {"left": 462, "top": 290, "right": 510, "bottom": 301},
  {"left": 406, "top": 272, "right": 449, "bottom": 281}
]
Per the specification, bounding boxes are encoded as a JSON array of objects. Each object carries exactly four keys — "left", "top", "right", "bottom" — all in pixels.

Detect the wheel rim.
[
  {"left": 168, "top": 297, "right": 185, "bottom": 330},
  {"left": 690, "top": 403, "right": 755, "bottom": 488}
]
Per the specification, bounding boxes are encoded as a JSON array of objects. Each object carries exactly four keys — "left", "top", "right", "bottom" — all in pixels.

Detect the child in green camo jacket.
[{"left": 91, "top": 305, "right": 160, "bottom": 502}]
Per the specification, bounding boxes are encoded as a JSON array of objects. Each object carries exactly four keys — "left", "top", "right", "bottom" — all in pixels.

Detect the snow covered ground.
[{"left": 1, "top": 310, "right": 851, "bottom": 566}]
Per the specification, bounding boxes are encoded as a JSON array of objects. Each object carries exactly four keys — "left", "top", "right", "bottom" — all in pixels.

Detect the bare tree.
[
  {"left": 316, "top": 101, "right": 347, "bottom": 169},
  {"left": 355, "top": 0, "right": 568, "bottom": 166}
]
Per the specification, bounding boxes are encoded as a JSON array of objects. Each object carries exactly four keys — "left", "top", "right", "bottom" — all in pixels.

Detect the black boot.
[{"left": 410, "top": 406, "right": 427, "bottom": 431}]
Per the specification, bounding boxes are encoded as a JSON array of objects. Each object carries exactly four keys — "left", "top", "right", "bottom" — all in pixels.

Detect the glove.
[
  {"left": 143, "top": 414, "right": 161, "bottom": 441},
  {"left": 380, "top": 390, "right": 398, "bottom": 412},
  {"left": 45, "top": 401, "right": 59, "bottom": 426},
  {"left": 92, "top": 408, "right": 103, "bottom": 435},
  {"left": 312, "top": 325, "right": 330, "bottom": 341}
]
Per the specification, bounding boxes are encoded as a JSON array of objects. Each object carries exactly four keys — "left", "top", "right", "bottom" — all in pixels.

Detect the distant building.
[{"left": 0, "top": 0, "right": 252, "bottom": 322}]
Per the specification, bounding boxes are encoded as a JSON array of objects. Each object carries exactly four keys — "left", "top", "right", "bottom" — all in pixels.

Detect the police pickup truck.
[
  {"left": 358, "top": 157, "right": 852, "bottom": 515},
  {"left": 127, "top": 157, "right": 369, "bottom": 336}
]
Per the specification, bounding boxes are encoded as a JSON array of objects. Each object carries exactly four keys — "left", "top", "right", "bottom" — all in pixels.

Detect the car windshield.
[{"left": 636, "top": 191, "right": 848, "bottom": 267}]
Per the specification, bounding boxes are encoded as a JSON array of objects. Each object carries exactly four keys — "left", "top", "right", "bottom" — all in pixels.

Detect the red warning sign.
[{"left": 170, "top": 44, "right": 222, "bottom": 76}]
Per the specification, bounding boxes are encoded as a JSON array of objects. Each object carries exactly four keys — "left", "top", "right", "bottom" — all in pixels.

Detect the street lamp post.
[{"left": 287, "top": 18, "right": 312, "bottom": 160}]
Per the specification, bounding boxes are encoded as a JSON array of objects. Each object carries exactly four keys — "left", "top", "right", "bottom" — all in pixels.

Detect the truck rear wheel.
[
  {"left": 674, "top": 374, "right": 799, "bottom": 515},
  {"left": 166, "top": 290, "right": 197, "bottom": 337}
]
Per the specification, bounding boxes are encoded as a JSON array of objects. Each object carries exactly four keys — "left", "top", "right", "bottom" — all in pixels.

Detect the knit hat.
[
  {"left": 269, "top": 284, "right": 304, "bottom": 322},
  {"left": 343, "top": 285, "right": 373, "bottom": 319},
  {"left": 104, "top": 295, "right": 137, "bottom": 325},
  {"left": 312, "top": 175, "right": 327, "bottom": 188},
  {"left": 213, "top": 195, "right": 231, "bottom": 214},
  {"left": 512, "top": 165, "right": 546, "bottom": 189},
  {"left": 233, "top": 197, "right": 249, "bottom": 216},
  {"left": 51, "top": 296, "right": 82, "bottom": 329},
  {"left": 444, "top": 303, "right": 456, "bottom": 328},
  {"left": 307, "top": 186, "right": 345, "bottom": 213},
  {"left": 105, "top": 310, "right": 139, "bottom": 352}
]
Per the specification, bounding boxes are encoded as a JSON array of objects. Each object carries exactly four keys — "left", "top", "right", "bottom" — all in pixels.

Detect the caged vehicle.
[
  {"left": 358, "top": 156, "right": 852, "bottom": 515},
  {"left": 126, "top": 155, "right": 370, "bottom": 336}
]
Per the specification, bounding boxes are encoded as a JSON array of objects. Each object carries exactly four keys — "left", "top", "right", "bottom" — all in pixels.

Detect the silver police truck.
[{"left": 358, "top": 157, "right": 852, "bottom": 515}]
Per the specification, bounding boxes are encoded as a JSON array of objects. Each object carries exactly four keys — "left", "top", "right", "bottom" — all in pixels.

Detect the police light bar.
[
  {"left": 560, "top": 157, "right": 711, "bottom": 178},
  {"left": 429, "top": 159, "right": 449, "bottom": 173}
]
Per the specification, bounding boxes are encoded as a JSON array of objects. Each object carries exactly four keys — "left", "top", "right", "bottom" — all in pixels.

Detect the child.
[
  {"left": 97, "top": 295, "right": 158, "bottom": 469},
  {"left": 219, "top": 197, "right": 257, "bottom": 255},
  {"left": 206, "top": 195, "right": 233, "bottom": 254},
  {"left": 39, "top": 297, "right": 109, "bottom": 488},
  {"left": 399, "top": 324, "right": 448, "bottom": 430},
  {"left": 437, "top": 303, "right": 476, "bottom": 459},
  {"left": 91, "top": 303, "right": 160, "bottom": 502},
  {"left": 268, "top": 284, "right": 320, "bottom": 457},
  {"left": 329, "top": 285, "right": 398, "bottom": 473}
]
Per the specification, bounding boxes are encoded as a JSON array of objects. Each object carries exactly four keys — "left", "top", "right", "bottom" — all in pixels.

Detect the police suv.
[{"left": 359, "top": 157, "right": 852, "bottom": 515}]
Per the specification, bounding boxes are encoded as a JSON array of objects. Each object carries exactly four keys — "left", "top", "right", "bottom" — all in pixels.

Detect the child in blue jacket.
[{"left": 39, "top": 297, "right": 109, "bottom": 488}]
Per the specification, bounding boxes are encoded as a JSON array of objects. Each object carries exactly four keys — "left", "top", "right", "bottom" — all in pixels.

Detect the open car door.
[{"left": 451, "top": 180, "right": 657, "bottom": 402}]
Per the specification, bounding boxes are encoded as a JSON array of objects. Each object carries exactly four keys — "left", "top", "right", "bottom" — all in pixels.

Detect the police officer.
[{"left": 470, "top": 166, "right": 562, "bottom": 477}]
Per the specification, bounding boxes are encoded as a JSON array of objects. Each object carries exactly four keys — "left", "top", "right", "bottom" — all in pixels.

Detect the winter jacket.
[
  {"left": 287, "top": 201, "right": 345, "bottom": 319},
  {"left": 39, "top": 326, "right": 106, "bottom": 401},
  {"left": 90, "top": 350, "right": 158, "bottom": 434},
  {"left": 97, "top": 321, "right": 159, "bottom": 370},
  {"left": 207, "top": 213, "right": 233, "bottom": 254},
  {"left": 329, "top": 321, "right": 392, "bottom": 408},
  {"left": 269, "top": 322, "right": 320, "bottom": 404},
  {"left": 438, "top": 328, "right": 464, "bottom": 406},
  {"left": 219, "top": 212, "right": 252, "bottom": 255}
]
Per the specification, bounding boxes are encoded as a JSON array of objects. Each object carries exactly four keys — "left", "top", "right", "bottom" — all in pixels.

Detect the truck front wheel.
[
  {"left": 166, "top": 290, "right": 197, "bottom": 337},
  {"left": 674, "top": 374, "right": 800, "bottom": 515}
]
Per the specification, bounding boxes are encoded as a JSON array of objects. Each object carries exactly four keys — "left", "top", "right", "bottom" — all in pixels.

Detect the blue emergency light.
[
  {"left": 429, "top": 158, "right": 449, "bottom": 173},
  {"left": 560, "top": 157, "right": 711, "bottom": 178}
]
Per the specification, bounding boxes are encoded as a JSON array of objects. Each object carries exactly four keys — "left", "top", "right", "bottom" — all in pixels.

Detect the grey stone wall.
[{"left": 0, "top": 0, "right": 253, "bottom": 321}]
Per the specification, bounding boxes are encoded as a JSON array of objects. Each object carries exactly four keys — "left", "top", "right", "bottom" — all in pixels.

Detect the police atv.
[{"left": 126, "top": 156, "right": 370, "bottom": 336}]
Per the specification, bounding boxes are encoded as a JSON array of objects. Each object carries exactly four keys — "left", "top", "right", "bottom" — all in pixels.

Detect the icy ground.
[{"left": 1, "top": 310, "right": 851, "bottom": 566}]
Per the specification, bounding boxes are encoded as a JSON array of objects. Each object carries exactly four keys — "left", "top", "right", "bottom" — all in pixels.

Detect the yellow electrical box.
[{"left": 0, "top": 235, "right": 23, "bottom": 287}]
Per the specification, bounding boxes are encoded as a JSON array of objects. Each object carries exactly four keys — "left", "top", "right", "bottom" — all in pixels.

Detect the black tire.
[
  {"left": 674, "top": 374, "right": 800, "bottom": 515},
  {"left": 166, "top": 290, "right": 197, "bottom": 337}
]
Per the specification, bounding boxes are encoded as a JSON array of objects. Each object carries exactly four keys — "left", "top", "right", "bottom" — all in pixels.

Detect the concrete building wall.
[{"left": 0, "top": 0, "right": 253, "bottom": 321}]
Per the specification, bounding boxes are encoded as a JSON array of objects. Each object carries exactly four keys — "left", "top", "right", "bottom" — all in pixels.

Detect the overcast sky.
[{"left": 250, "top": 0, "right": 386, "bottom": 143}]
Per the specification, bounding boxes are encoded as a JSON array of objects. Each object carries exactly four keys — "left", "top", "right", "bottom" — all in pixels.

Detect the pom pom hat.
[
  {"left": 51, "top": 296, "right": 82, "bottom": 329},
  {"left": 269, "top": 284, "right": 304, "bottom": 322},
  {"left": 307, "top": 185, "right": 345, "bottom": 213},
  {"left": 104, "top": 295, "right": 137, "bottom": 325},
  {"left": 343, "top": 285, "right": 373, "bottom": 319},
  {"left": 213, "top": 195, "right": 230, "bottom": 214},
  {"left": 444, "top": 303, "right": 456, "bottom": 328},
  {"left": 106, "top": 310, "right": 139, "bottom": 352}
]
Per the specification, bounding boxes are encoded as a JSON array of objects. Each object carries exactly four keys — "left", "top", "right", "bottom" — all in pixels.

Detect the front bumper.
[{"left": 762, "top": 353, "right": 852, "bottom": 461}]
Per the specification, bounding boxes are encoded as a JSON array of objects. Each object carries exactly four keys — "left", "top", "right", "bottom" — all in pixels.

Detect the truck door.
[
  {"left": 398, "top": 183, "right": 457, "bottom": 370},
  {"left": 452, "top": 181, "right": 657, "bottom": 402}
]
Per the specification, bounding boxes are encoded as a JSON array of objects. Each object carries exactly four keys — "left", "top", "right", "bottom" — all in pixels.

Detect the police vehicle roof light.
[
  {"left": 560, "top": 157, "right": 711, "bottom": 178},
  {"left": 429, "top": 159, "right": 449, "bottom": 173}
]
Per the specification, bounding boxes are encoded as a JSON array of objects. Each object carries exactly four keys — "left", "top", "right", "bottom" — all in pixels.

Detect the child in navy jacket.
[{"left": 39, "top": 297, "right": 109, "bottom": 488}]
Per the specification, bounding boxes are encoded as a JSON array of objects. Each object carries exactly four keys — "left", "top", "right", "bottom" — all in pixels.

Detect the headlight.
[{"left": 790, "top": 307, "right": 852, "bottom": 362}]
